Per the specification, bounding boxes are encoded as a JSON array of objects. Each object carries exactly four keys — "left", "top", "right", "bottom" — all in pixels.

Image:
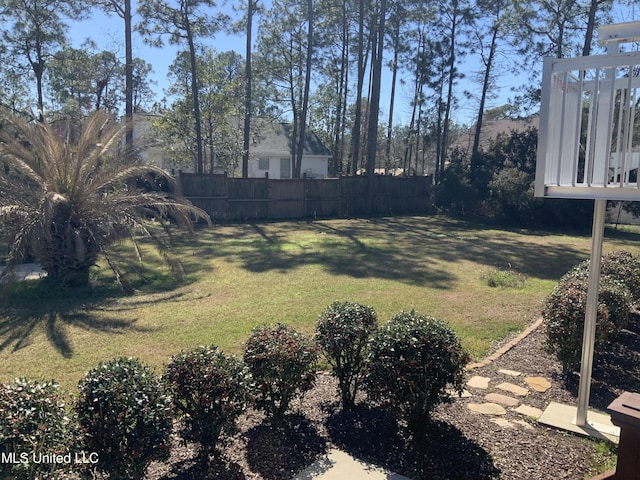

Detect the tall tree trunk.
[
  {"left": 441, "top": 5, "right": 458, "bottom": 177},
  {"left": 385, "top": 20, "right": 400, "bottom": 174},
  {"left": 350, "top": 0, "right": 366, "bottom": 175},
  {"left": 471, "top": 25, "right": 498, "bottom": 165},
  {"left": 582, "top": 0, "right": 606, "bottom": 57},
  {"left": 331, "top": 0, "right": 348, "bottom": 177},
  {"left": 186, "top": 19, "right": 204, "bottom": 174},
  {"left": 242, "top": 0, "right": 255, "bottom": 178},
  {"left": 366, "top": 0, "right": 386, "bottom": 212},
  {"left": 124, "top": 0, "right": 133, "bottom": 153},
  {"left": 295, "top": 0, "right": 313, "bottom": 179}
]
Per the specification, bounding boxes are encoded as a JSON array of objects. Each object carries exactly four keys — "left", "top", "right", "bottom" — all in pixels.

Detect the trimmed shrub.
[
  {"left": 0, "top": 378, "right": 72, "bottom": 480},
  {"left": 243, "top": 323, "right": 318, "bottom": 421},
  {"left": 570, "top": 251, "right": 640, "bottom": 305},
  {"left": 363, "top": 311, "right": 470, "bottom": 434},
  {"left": 543, "top": 274, "right": 631, "bottom": 373},
  {"left": 166, "top": 345, "right": 253, "bottom": 458},
  {"left": 75, "top": 357, "right": 173, "bottom": 480},
  {"left": 316, "top": 301, "right": 377, "bottom": 410}
]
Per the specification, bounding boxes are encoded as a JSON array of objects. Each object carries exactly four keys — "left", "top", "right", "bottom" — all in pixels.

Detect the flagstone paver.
[
  {"left": 524, "top": 376, "right": 552, "bottom": 393},
  {"left": 485, "top": 392, "right": 519, "bottom": 407},
  {"left": 513, "top": 419, "right": 535, "bottom": 431},
  {"left": 467, "top": 376, "right": 491, "bottom": 389},
  {"left": 447, "top": 388, "right": 473, "bottom": 398},
  {"left": 498, "top": 369, "right": 521, "bottom": 377},
  {"left": 468, "top": 403, "right": 507, "bottom": 415},
  {"left": 515, "top": 404, "right": 544, "bottom": 419},
  {"left": 496, "top": 382, "right": 529, "bottom": 397},
  {"left": 490, "top": 418, "right": 516, "bottom": 429}
]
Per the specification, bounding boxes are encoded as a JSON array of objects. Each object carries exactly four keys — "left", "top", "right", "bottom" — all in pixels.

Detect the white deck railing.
[{"left": 535, "top": 50, "right": 640, "bottom": 200}]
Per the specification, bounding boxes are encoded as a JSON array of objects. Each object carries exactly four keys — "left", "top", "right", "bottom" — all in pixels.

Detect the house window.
[
  {"left": 258, "top": 158, "right": 269, "bottom": 170},
  {"left": 280, "top": 158, "right": 291, "bottom": 179}
]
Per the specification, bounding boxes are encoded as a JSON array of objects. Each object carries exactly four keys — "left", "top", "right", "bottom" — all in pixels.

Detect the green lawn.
[{"left": 2, "top": 215, "right": 640, "bottom": 391}]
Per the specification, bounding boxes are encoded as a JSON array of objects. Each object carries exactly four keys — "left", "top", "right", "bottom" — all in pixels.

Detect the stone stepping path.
[
  {"left": 496, "top": 382, "right": 529, "bottom": 397},
  {"left": 463, "top": 370, "right": 550, "bottom": 432},
  {"left": 485, "top": 392, "right": 519, "bottom": 407}
]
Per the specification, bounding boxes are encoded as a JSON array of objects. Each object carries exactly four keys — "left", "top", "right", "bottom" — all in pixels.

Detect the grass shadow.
[
  {"left": 0, "top": 277, "right": 184, "bottom": 358},
  {"left": 244, "top": 414, "right": 327, "bottom": 480},
  {"left": 187, "top": 216, "right": 601, "bottom": 288},
  {"left": 326, "top": 406, "right": 500, "bottom": 480}
]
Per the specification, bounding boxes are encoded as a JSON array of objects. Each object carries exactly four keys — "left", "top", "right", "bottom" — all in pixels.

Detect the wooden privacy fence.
[{"left": 177, "top": 173, "right": 433, "bottom": 221}]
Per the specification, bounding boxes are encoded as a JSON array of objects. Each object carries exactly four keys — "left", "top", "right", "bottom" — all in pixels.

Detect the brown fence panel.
[
  {"left": 338, "top": 176, "right": 368, "bottom": 216},
  {"left": 178, "top": 173, "right": 432, "bottom": 221},
  {"left": 227, "top": 178, "right": 268, "bottom": 220},
  {"left": 269, "top": 180, "right": 305, "bottom": 218},
  {"left": 305, "top": 178, "right": 340, "bottom": 217}
]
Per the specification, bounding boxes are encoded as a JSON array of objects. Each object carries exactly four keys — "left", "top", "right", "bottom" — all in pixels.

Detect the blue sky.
[
  {"left": 67, "top": 3, "right": 489, "bottom": 126},
  {"left": 68, "top": 2, "right": 630, "bottom": 127}
]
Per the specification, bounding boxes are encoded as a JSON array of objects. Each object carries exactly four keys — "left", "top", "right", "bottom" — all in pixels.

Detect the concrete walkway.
[
  {"left": 0, "top": 263, "right": 47, "bottom": 281},
  {"left": 294, "top": 449, "right": 410, "bottom": 480}
]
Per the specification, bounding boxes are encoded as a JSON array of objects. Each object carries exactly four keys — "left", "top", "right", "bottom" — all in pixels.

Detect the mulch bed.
[{"left": 142, "top": 314, "right": 640, "bottom": 479}]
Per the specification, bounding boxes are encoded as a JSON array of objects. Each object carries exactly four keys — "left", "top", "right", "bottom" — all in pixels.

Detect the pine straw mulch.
[{"left": 140, "top": 314, "right": 640, "bottom": 480}]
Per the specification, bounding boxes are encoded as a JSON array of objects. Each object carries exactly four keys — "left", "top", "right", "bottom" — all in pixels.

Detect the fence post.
[
  {"left": 223, "top": 172, "right": 229, "bottom": 221},
  {"left": 176, "top": 170, "right": 183, "bottom": 196},
  {"left": 265, "top": 171, "right": 269, "bottom": 219},
  {"left": 303, "top": 173, "right": 308, "bottom": 217},
  {"left": 337, "top": 175, "right": 343, "bottom": 217}
]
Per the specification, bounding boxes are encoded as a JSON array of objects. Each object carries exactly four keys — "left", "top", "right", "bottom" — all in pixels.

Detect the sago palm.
[{"left": 0, "top": 109, "right": 210, "bottom": 290}]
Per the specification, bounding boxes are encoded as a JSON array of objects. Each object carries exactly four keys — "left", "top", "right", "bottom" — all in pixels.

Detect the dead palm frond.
[{"left": 0, "top": 109, "right": 210, "bottom": 291}]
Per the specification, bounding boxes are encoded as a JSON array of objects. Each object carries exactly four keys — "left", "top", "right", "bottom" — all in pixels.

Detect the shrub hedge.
[
  {"left": 75, "top": 357, "right": 173, "bottom": 480},
  {"left": 543, "top": 262, "right": 633, "bottom": 373},
  {"left": 0, "top": 307, "right": 476, "bottom": 470},
  {"left": 166, "top": 345, "right": 253, "bottom": 458},
  {"left": 363, "top": 311, "right": 470, "bottom": 434},
  {"left": 0, "top": 378, "right": 72, "bottom": 480},
  {"left": 243, "top": 323, "right": 318, "bottom": 421},
  {"left": 316, "top": 301, "right": 377, "bottom": 410}
]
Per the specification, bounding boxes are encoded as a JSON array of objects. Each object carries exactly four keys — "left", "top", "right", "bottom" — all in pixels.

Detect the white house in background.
[
  {"left": 131, "top": 114, "right": 331, "bottom": 178},
  {"left": 248, "top": 122, "right": 331, "bottom": 179},
  {"left": 131, "top": 113, "right": 184, "bottom": 173}
]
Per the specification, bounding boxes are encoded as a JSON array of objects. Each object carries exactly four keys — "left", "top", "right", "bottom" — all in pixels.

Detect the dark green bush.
[
  {"left": 316, "top": 301, "right": 377, "bottom": 410},
  {"left": 569, "top": 251, "right": 640, "bottom": 305},
  {"left": 166, "top": 345, "right": 253, "bottom": 458},
  {"left": 543, "top": 274, "right": 631, "bottom": 373},
  {"left": 602, "top": 251, "right": 640, "bottom": 304},
  {"left": 75, "top": 357, "right": 173, "bottom": 480},
  {"left": 243, "top": 323, "right": 318, "bottom": 421},
  {"left": 363, "top": 311, "right": 470, "bottom": 434},
  {"left": 0, "top": 378, "right": 72, "bottom": 480}
]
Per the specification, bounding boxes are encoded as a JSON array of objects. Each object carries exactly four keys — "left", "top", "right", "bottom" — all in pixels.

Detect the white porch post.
[{"left": 575, "top": 198, "right": 606, "bottom": 426}]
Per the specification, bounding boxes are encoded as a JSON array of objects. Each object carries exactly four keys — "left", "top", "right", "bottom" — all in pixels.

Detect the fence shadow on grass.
[{"left": 326, "top": 406, "right": 500, "bottom": 480}]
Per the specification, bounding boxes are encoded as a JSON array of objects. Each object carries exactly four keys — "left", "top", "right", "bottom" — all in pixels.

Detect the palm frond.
[{"left": 0, "top": 108, "right": 212, "bottom": 290}]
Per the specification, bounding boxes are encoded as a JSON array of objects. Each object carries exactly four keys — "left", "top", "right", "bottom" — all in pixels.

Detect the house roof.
[
  {"left": 252, "top": 122, "right": 331, "bottom": 158},
  {"left": 449, "top": 117, "right": 539, "bottom": 156}
]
